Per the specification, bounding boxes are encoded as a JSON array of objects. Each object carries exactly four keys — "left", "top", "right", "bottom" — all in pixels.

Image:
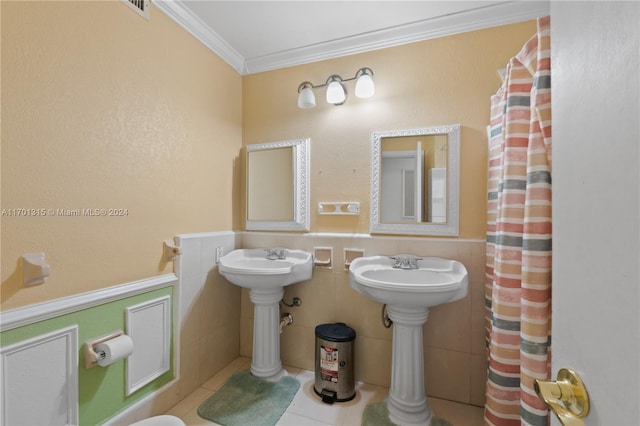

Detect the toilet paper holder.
[{"left": 84, "top": 330, "right": 124, "bottom": 369}]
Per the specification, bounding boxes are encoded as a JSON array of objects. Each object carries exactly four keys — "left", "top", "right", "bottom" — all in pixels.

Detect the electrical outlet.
[{"left": 215, "top": 246, "right": 224, "bottom": 264}]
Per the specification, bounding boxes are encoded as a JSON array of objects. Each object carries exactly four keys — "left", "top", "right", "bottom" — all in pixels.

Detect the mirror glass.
[
  {"left": 370, "top": 125, "right": 460, "bottom": 236},
  {"left": 246, "top": 138, "right": 310, "bottom": 231}
]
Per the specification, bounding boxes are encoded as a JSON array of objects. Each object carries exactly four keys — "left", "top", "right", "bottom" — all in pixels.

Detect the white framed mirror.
[
  {"left": 370, "top": 124, "right": 460, "bottom": 236},
  {"left": 246, "top": 138, "right": 310, "bottom": 231}
]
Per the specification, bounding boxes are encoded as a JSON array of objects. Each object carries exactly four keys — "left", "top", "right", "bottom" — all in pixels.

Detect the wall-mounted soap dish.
[
  {"left": 313, "top": 247, "right": 333, "bottom": 269},
  {"left": 344, "top": 249, "right": 364, "bottom": 269}
]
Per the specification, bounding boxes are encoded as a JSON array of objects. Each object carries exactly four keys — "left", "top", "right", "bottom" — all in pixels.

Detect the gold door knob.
[{"left": 534, "top": 368, "right": 590, "bottom": 426}]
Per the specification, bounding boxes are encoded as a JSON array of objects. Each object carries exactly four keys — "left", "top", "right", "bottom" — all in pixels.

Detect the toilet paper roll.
[{"left": 95, "top": 334, "right": 134, "bottom": 367}]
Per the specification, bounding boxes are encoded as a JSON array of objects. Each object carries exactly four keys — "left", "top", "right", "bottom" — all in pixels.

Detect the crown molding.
[
  {"left": 154, "top": 0, "right": 247, "bottom": 74},
  {"left": 245, "top": 1, "right": 549, "bottom": 74},
  {"left": 155, "top": 1, "right": 549, "bottom": 75}
]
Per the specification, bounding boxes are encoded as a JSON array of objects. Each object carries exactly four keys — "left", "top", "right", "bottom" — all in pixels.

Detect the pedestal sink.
[
  {"left": 349, "top": 255, "right": 468, "bottom": 425},
  {"left": 218, "top": 248, "right": 313, "bottom": 381}
]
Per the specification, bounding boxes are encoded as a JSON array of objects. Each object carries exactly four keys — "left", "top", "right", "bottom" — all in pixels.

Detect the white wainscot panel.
[
  {"left": 1, "top": 326, "right": 79, "bottom": 426},
  {"left": 126, "top": 295, "right": 171, "bottom": 395}
]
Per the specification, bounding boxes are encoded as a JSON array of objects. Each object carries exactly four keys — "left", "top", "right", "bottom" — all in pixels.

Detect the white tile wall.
[{"left": 175, "top": 231, "right": 241, "bottom": 398}]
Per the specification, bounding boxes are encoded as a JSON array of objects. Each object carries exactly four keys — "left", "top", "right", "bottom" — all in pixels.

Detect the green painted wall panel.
[{"left": 1, "top": 285, "right": 175, "bottom": 425}]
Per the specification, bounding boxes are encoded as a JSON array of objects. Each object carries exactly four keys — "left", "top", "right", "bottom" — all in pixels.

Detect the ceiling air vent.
[{"left": 122, "top": 0, "right": 150, "bottom": 20}]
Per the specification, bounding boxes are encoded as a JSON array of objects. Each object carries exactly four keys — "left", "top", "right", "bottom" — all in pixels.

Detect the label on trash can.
[{"left": 320, "top": 345, "right": 339, "bottom": 383}]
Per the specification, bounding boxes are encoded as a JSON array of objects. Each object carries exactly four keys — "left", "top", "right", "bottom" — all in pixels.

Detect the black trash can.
[{"left": 314, "top": 322, "right": 356, "bottom": 404}]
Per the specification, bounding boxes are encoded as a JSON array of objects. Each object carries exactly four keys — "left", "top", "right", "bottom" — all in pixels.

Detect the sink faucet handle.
[
  {"left": 265, "top": 247, "right": 287, "bottom": 260},
  {"left": 265, "top": 248, "right": 277, "bottom": 259},
  {"left": 389, "top": 255, "right": 421, "bottom": 269},
  {"left": 389, "top": 255, "right": 407, "bottom": 267}
]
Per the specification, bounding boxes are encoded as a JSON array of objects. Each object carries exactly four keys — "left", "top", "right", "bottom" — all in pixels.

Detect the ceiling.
[{"left": 153, "top": 1, "right": 549, "bottom": 75}]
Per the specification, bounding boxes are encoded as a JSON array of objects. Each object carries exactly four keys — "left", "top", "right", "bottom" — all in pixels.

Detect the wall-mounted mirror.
[
  {"left": 370, "top": 125, "right": 460, "bottom": 236},
  {"left": 246, "top": 138, "right": 310, "bottom": 231}
]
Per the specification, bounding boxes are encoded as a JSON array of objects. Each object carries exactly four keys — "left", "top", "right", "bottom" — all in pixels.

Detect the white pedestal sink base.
[
  {"left": 249, "top": 288, "right": 285, "bottom": 382},
  {"left": 386, "top": 305, "right": 433, "bottom": 426}
]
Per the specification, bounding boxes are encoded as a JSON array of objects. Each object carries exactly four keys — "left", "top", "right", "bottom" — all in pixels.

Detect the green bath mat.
[
  {"left": 362, "top": 402, "right": 452, "bottom": 426},
  {"left": 197, "top": 371, "right": 300, "bottom": 426}
]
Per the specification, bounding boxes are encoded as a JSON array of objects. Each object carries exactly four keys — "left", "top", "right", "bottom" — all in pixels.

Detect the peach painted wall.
[
  {"left": 1, "top": 2, "right": 242, "bottom": 310},
  {"left": 242, "top": 20, "right": 537, "bottom": 237}
]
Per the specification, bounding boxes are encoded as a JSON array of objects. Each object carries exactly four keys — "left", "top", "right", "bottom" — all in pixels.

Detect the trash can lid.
[{"left": 315, "top": 322, "right": 356, "bottom": 342}]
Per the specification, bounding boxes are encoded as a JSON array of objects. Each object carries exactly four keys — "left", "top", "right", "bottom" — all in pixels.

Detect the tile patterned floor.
[{"left": 165, "top": 357, "right": 484, "bottom": 426}]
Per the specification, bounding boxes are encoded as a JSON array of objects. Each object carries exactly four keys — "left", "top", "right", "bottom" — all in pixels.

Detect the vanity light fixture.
[{"left": 297, "top": 67, "right": 375, "bottom": 109}]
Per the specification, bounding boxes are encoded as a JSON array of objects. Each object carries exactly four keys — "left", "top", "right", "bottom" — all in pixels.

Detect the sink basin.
[
  {"left": 218, "top": 248, "right": 313, "bottom": 289},
  {"left": 349, "top": 255, "right": 468, "bottom": 308}
]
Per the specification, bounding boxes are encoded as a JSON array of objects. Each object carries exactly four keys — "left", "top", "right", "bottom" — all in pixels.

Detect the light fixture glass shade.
[
  {"left": 326, "top": 78, "right": 346, "bottom": 104},
  {"left": 298, "top": 86, "right": 316, "bottom": 109},
  {"left": 355, "top": 73, "right": 375, "bottom": 98}
]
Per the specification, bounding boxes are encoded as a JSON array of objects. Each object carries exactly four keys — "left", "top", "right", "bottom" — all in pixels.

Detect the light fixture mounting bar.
[{"left": 298, "top": 67, "right": 373, "bottom": 90}]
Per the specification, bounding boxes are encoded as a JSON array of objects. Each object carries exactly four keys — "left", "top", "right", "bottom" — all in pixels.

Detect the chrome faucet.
[
  {"left": 265, "top": 247, "right": 287, "bottom": 260},
  {"left": 390, "top": 255, "right": 422, "bottom": 269}
]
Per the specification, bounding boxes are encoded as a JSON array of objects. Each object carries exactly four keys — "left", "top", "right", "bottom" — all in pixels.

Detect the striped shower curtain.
[{"left": 484, "top": 16, "right": 552, "bottom": 426}]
